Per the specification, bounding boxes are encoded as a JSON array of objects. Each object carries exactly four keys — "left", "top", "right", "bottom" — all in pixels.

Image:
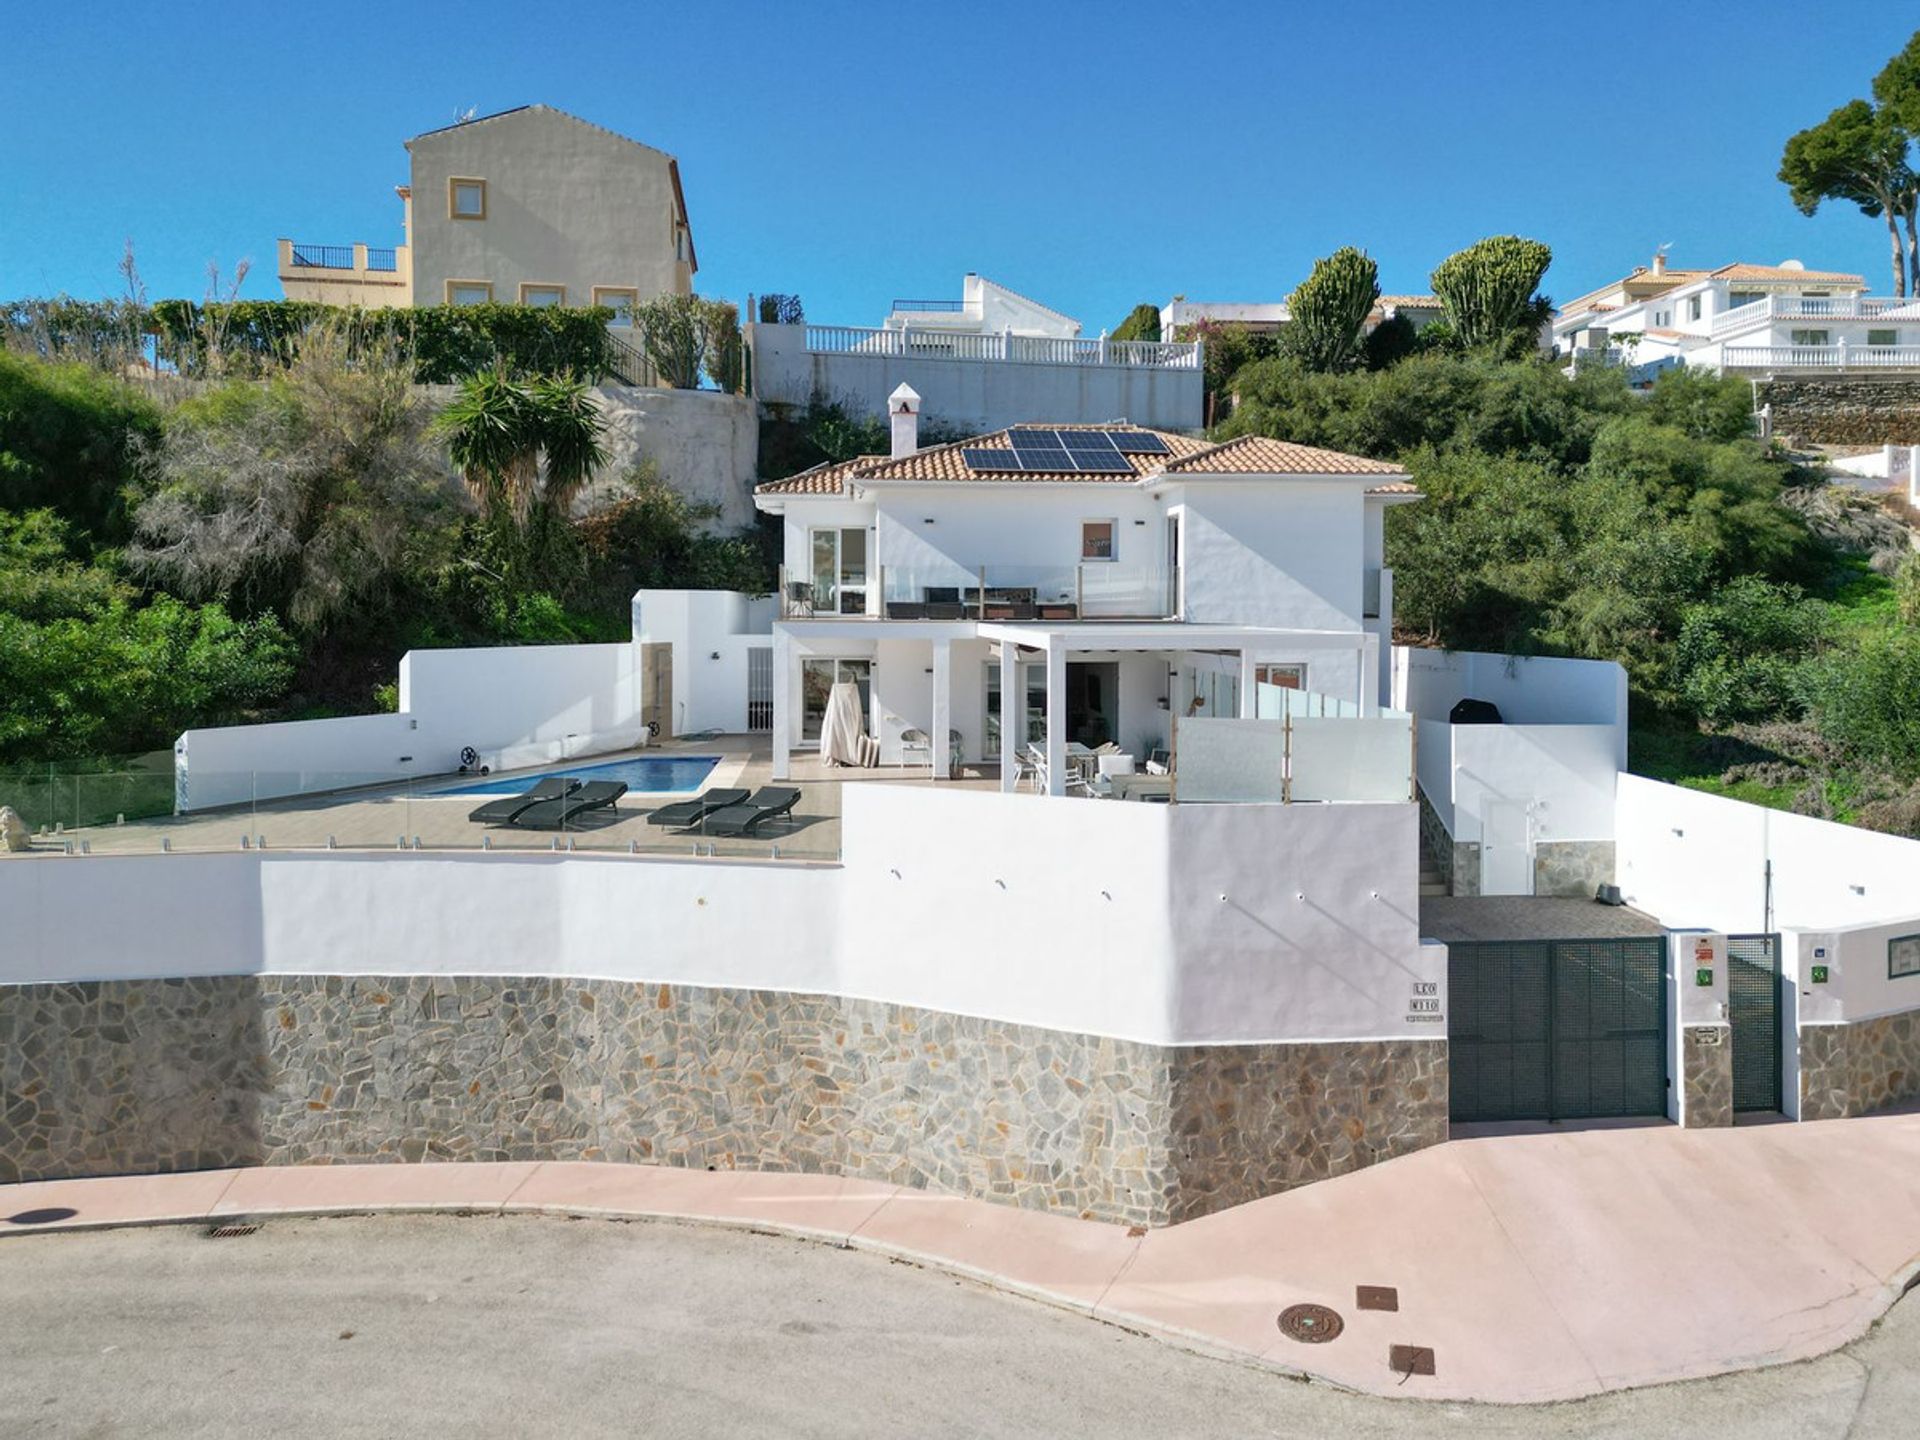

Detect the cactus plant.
[
  {"left": 1283, "top": 247, "right": 1379, "bottom": 373},
  {"left": 1429, "top": 236, "right": 1553, "bottom": 352}
]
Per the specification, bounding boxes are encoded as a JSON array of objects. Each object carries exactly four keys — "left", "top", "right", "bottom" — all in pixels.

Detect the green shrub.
[
  {"left": 1110, "top": 303, "right": 1161, "bottom": 342},
  {"left": 1673, "top": 577, "right": 1827, "bottom": 723},
  {"left": 1282, "top": 247, "right": 1379, "bottom": 373},
  {"left": 1803, "top": 631, "right": 1920, "bottom": 775},
  {"left": 0, "top": 350, "right": 162, "bottom": 543}
]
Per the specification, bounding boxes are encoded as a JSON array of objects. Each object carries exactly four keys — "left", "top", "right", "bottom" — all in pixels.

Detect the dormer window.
[{"left": 449, "top": 178, "right": 487, "bottom": 220}]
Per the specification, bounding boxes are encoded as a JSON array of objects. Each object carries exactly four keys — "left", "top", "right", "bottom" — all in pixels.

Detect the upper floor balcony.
[
  {"left": 778, "top": 559, "right": 1180, "bottom": 622},
  {"left": 799, "top": 324, "right": 1201, "bottom": 370},
  {"left": 1708, "top": 294, "right": 1906, "bottom": 339}
]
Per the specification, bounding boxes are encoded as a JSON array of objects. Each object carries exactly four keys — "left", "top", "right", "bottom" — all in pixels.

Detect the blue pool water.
[{"left": 437, "top": 755, "right": 721, "bottom": 797}]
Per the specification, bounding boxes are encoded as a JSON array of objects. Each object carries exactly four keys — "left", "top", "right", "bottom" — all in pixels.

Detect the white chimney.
[
  {"left": 1651, "top": 250, "right": 1667, "bottom": 277},
  {"left": 888, "top": 382, "right": 922, "bottom": 458}
]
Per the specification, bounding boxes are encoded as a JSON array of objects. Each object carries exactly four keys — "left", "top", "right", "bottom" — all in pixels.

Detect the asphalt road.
[{"left": 1, "top": 1213, "right": 1915, "bottom": 1438}]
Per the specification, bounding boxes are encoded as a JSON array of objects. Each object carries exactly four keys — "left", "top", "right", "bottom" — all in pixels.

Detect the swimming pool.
[{"left": 436, "top": 755, "right": 722, "bottom": 797}]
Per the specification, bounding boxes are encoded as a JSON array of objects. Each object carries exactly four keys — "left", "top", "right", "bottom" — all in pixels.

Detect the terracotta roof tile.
[
  {"left": 1160, "top": 435, "right": 1408, "bottom": 477},
  {"left": 1366, "top": 481, "right": 1423, "bottom": 495},
  {"left": 754, "top": 456, "right": 877, "bottom": 496},
  {"left": 755, "top": 425, "right": 1412, "bottom": 493}
]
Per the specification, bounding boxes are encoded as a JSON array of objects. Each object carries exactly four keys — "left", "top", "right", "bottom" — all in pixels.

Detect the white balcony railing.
[
  {"left": 777, "top": 561, "right": 1178, "bottom": 621},
  {"left": 803, "top": 324, "right": 1201, "bottom": 370},
  {"left": 1709, "top": 295, "right": 1906, "bottom": 339},
  {"left": 1722, "top": 344, "right": 1920, "bottom": 370}
]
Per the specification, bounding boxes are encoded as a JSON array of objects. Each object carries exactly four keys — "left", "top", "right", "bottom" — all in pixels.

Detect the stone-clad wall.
[
  {"left": 1799, "top": 1012, "right": 1920, "bottom": 1121},
  {"left": 1759, "top": 377, "right": 1920, "bottom": 447},
  {"left": 0, "top": 975, "right": 1448, "bottom": 1227},
  {"left": 1166, "top": 1040, "right": 1447, "bottom": 1223},
  {"left": 1680, "top": 1025, "right": 1733, "bottom": 1128}
]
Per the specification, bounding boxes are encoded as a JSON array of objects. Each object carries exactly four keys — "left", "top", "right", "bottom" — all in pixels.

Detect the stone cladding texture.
[
  {"left": 1799, "top": 1011, "right": 1920, "bottom": 1121},
  {"left": 1759, "top": 377, "right": 1920, "bottom": 447},
  {"left": 1533, "top": 841, "right": 1615, "bottom": 900},
  {"left": 0, "top": 976, "right": 1449, "bottom": 1227},
  {"left": 1680, "top": 1025, "right": 1733, "bottom": 1128}
]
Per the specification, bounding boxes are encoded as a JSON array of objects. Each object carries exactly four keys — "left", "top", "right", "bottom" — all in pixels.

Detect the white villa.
[
  {"left": 1159, "top": 295, "right": 1445, "bottom": 339},
  {"left": 645, "top": 386, "right": 1414, "bottom": 791},
  {"left": 1554, "top": 254, "right": 1920, "bottom": 378},
  {"left": 882, "top": 273, "right": 1081, "bottom": 341}
]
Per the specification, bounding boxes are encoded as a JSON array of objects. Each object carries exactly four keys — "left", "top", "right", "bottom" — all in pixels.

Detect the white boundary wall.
[
  {"left": 1393, "top": 648, "right": 1628, "bottom": 761},
  {"left": 1616, "top": 774, "right": 1920, "bottom": 934},
  {"left": 0, "top": 787, "right": 1442, "bottom": 1048},
  {"left": 1449, "top": 724, "right": 1619, "bottom": 845},
  {"left": 177, "top": 642, "right": 645, "bottom": 811}
]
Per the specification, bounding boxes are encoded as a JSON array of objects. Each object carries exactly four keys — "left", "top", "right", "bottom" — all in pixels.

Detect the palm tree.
[{"left": 433, "top": 370, "right": 608, "bottom": 595}]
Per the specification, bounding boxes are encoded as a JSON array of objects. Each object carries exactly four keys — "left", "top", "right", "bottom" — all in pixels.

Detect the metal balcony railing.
[
  {"left": 288, "top": 243, "right": 354, "bottom": 270},
  {"left": 365, "top": 247, "right": 398, "bottom": 272},
  {"left": 890, "top": 299, "right": 968, "bottom": 313}
]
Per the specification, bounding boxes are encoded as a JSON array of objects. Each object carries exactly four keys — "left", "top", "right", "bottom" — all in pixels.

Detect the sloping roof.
[
  {"left": 1378, "top": 295, "right": 1442, "bottom": 310},
  {"left": 755, "top": 456, "right": 878, "bottom": 496},
  {"left": 754, "top": 426, "right": 1411, "bottom": 496},
  {"left": 1559, "top": 261, "right": 1869, "bottom": 318},
  {"left": 1159, "top": 435, "right": 1406, "bottom": 476}
]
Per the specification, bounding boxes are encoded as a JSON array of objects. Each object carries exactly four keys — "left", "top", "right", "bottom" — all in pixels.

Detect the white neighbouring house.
[
  {"left": 1158, "top": 294, "right": 1446, "bottom": 340},
  {"left": 1554, "top": 254, "right": 1920, "bottom": 378},
  {"left": 637, "top": 386, "right": 1416, "bottom": 792},
  {"left": 746, "top": 276, "right": 1204, "bottom": 433}
]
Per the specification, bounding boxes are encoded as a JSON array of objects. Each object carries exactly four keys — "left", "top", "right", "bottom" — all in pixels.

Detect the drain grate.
[
  {"left": 1276, "top": 1302, "right": 1345, "bottom": 1344},
  {"left": 204, "top": 1222, "right": 261, "bottom": 1239},
  {"left": 1390, "top": 1343, "right": 1436, "bottom": 1377}
]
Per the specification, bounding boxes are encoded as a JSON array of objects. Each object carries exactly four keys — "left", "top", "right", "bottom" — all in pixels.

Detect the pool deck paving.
[{"left": 7, "top": 1107, "right": 1920, "bottom": 1405}]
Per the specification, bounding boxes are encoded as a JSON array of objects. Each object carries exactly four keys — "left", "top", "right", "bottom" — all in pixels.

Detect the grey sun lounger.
[
  {"left": 645, "top": 788, "right": 750, "bottom": 829},
  {"left": 467, "top": 776, "right": 580, "bottom": 826},
  {"left": 701, "top": 786, "right": 802, "bottom": 838},
  {"left": 510, "top": 780, "right": 629, "bottom": 830}
]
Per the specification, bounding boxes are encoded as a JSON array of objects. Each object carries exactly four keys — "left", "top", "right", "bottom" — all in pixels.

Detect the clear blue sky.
[{"left": 3, "top": 2, "right": 1914, "bottom": 325}]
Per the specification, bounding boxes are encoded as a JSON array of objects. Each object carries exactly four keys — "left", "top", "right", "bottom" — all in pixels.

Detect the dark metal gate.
[
  {"left": 1450, "top": 937, "right": 1667, "bottom": 1123},
  {"left": 1727, "top": 934, "right": 1782, "bottom": 1113}
]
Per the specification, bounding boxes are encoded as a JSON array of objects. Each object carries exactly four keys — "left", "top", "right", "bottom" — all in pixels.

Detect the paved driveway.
[{"left": 1, "top": 1213, "right": 1915, "bottom": 1439}]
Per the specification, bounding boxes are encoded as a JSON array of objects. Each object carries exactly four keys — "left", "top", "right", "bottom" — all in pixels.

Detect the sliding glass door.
[
  {"left": 801, "top": 658, "right": 872, "bottom": 739},
  {"left": 810, "top": 528, "right": 869, "bottom": 615}
]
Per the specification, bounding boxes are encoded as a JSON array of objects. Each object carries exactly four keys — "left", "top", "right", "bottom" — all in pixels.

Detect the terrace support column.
[
  {"left": 999, "top": 642, "right": 1019, "bottom": 793},
  {"left": 931, "top": 638, "right": 952, "bottom": 780},
  {"left": 771, "top": 628, "right": 792, "bottom": 781},
  {"left": 1239, "top": 648, "right": 1257, "bottom": 718},
  {"left": 1359, "top": 633, "right": 1380, "bottom": 717},
  {"left": 1045, "top": 643, "right": 1067, "bottom": 797}
]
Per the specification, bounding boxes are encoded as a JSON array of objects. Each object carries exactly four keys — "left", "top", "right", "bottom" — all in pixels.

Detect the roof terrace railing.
[
  {"left": 365, "top": 247, "right": 398, "bottom": 273},
  {"left": 1709, "top": 294, "right": 1906, "bottom": 338},
  {"left": 890, "top": 299, "right": 968, "bottom": 313},
  {"left": 288, "top": 243, "right": 355, "bottom": 270},
  {"left": 805, "top": 324, "right": 1202, "bottom": 370},
  {"left": 1722, "top": 343, "right": 1920, "bottom": 370}
]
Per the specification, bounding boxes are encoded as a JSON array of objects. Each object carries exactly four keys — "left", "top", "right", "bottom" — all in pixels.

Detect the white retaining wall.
[
  {"left": 1393, "top": 648, "right": 1628, "bottom": 762},
  {"left": 749, "top": 322, "right": 1203, "bottom": 433},
  {"left": 0, "top": 786, "right": 1441, "bottom": 1048},
  {"left": 1449, "top": 724, "right": 1619, "bottom": 845},
  {"left": 177, "top": 642, "right": 644, "bottom": 811}
]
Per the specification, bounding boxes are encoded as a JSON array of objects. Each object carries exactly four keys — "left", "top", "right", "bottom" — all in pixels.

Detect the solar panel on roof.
[
  {"left": 1061, "top": 431, "right": 1120, "bottom": 451},
  {"left": 962, "top": 448, "right": 1025, "bottom": 471},
  {"left": 1111, "top": 432, "right": 1169, "bottom": 454},
  {"left": 1008, "top": 427, "right": 1063, "bottom": 447},
  {"left": 1066, "top": 451, "right": 1132, "bottom": 472}
]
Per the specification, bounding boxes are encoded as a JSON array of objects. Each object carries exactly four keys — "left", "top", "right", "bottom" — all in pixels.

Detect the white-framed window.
[
  {"left": 519, "top": 283, "right": 566, "bottom": 308},
  {"left": 449, "top": 178, "right": 487, "bottom": 220},
  {"left": 593, "top": 287, "right": 639, "bottom": 326},
  {"left": 446, "top": 280, "right": 493, "bottom": 307},
  {"left": 1254, "top": 663, "right": 1306, "bottom": 690},
  {"left": 1686, "top": 296, "right": 1701, "bottom": 322},
  {"left": 1791, "top": 329, "right": 1831, "bottom": 346},
  {"left": 1081, "top": 519, "right": 1117, "bottom": 561}
]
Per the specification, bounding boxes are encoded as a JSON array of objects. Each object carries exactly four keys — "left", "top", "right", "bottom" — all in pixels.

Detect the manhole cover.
[{"left": 1276, "top": 1302, "right": 1345, "bottom": 1344}]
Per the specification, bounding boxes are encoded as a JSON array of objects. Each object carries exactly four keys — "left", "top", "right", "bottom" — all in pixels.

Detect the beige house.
[{"left": 278, "top": 105, "right": 696, "bottom": 315}]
